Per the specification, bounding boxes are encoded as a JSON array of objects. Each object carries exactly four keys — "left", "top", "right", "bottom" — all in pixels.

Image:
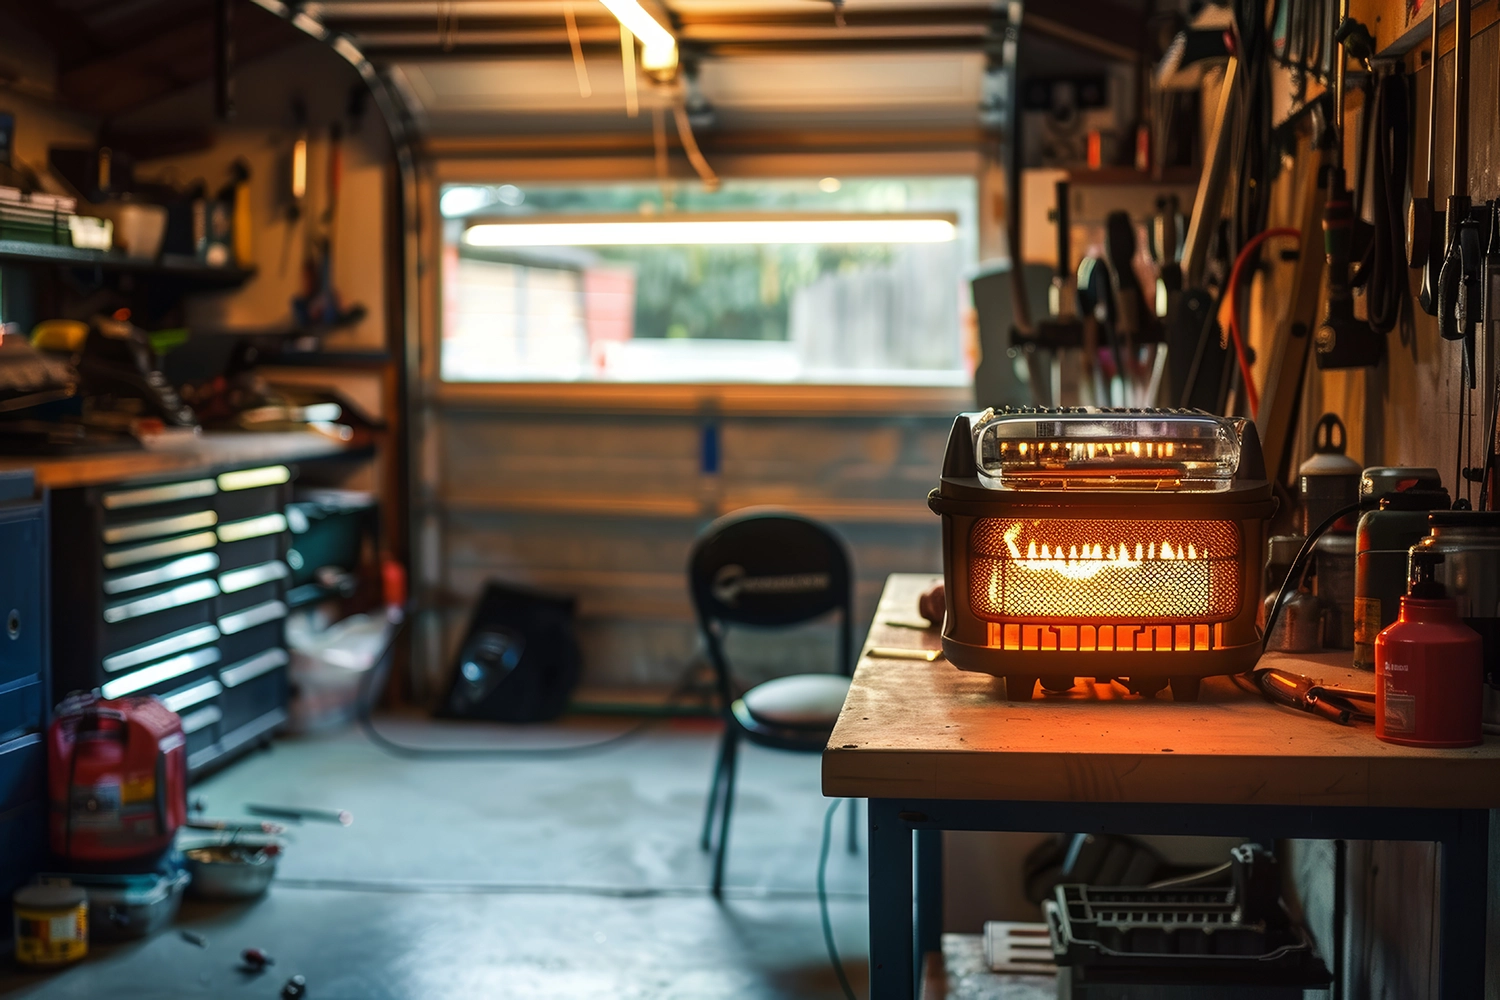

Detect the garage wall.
[{"left": 415, "top": 384, "right": 963, "bottom": 695}]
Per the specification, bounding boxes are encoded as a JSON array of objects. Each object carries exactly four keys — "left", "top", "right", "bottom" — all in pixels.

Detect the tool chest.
[
  {"left": 0, "top": 470, "right": 49, "bottom": 938},
  {"left": 51, "top": 463, "right": 293, "bottom": 778}
]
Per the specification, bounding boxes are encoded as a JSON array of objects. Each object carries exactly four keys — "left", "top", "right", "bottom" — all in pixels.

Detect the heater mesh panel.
[{"left": 968, "top": 518, "right": 1241, "bottom": 622}]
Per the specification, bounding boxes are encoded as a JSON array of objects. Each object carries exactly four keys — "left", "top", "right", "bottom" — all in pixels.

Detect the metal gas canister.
[
  {"left": 1353, "top": 468, "right": 1449, "bottom": 670},
  {"left": 1411, "top": 511, "right": 1500, "bottom": 723},
  {"left": 1375, "top": 551, "right": 1483, "bottom": 748}
]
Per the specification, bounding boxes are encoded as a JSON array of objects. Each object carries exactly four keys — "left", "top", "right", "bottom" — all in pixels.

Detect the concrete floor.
[{"left": 0, "top": 715, "right": 870, "bottom": 999}]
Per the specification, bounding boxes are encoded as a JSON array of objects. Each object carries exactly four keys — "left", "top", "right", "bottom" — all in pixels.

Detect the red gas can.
[
  {"left": 1375, "top": 553, "right": 1484, "bottom": 748},
  {"left": 47, "top": 694, "right": 188, "bottom": 864}
]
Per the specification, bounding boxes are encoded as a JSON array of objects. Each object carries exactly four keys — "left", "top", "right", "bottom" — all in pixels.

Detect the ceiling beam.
[{"left": 57, "top": 6, "right": 298, "bottom": 118}]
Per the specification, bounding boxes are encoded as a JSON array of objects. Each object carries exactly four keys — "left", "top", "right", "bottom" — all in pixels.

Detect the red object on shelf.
[
  {"left": 47, "top": 695, "right": 187, "bottom": 864},
  {"left": 1375, "top": 590, "right": 1484, "bottom": 748}
]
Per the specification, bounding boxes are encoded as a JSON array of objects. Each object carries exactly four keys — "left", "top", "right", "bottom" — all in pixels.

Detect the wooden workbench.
[
  {"left": 0, "top": 431, "right": 359, "bottom": 490},
  {"left": 826, "top": 574, "right": 1500, "bottom": 1000}
]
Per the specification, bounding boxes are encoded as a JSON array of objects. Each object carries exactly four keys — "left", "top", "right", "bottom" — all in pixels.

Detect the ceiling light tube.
[
  {"left": 597, "top": 0, "right": 675, "bottom": 53},
  {"left": 464, "top": 215, "right": 958, "bottom": 247}
]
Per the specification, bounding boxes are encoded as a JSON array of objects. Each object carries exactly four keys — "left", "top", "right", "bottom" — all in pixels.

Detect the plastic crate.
[{"left": 1043, "top": 884, "right": 1330, "bottom": 991}]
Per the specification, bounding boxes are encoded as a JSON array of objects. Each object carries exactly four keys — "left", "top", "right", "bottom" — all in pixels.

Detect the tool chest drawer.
[
  {"left": 99, "top": 478, "right": 217, "bottom": 515},
  {"left": 100, "top": 585, "right": 219, "bottom": 657},
  {"left": 214, "top": 467, "right": 290, "bottom": 523},
  {"left": 216, "top": 561, "right": 289, "bottom": 617},
  {"left": 0, "top": 733, "right": 44, "bottom": 816},
  {"left": 100, "top": 645, "right": 221, "bottom": 701},
  {"left": 217, "top": 611, "right": 288, "bottom": 666},
  {"left": 0, "top": 509, "right": 46, "bottom": 690},
  {"left": 216, "top": 524, "right": 286, "bottom": 573},
  {"left": 220, "top": 657, "right": 287, "bottom": 735},
  {"left": 0, "top": 676, "right": 42, "bottom": 744}
]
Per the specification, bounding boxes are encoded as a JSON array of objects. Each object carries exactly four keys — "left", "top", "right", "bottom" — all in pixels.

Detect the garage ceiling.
[{"left": 5, "top": 0, "right": 1147, "bottom": 140}]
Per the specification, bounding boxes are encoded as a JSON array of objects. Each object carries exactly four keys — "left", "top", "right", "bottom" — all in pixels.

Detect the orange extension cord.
[{"left": 1224, "top": 227, "right": 1301, "bottom": 415}]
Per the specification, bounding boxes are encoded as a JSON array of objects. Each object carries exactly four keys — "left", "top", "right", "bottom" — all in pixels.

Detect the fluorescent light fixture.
[
  {"left": 464, "top": 215, "right": 959, "bottom": 247},
  {"left": 598, "top": 0, "right": 674, "bottom": 52}
]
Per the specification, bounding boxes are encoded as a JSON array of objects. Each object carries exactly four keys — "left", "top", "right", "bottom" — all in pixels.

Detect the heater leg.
[
  {"left": 1169, "top": 676, "right": 1201, "bottom": 702},
  {"left": 1040, "top": 675, "right": 1075, "bottom": 694},
  {"left": 1004, "top": 676, "right": 1038, "bottom": 701}
]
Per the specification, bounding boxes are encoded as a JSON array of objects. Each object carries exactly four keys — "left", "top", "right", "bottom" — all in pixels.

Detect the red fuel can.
[{"left": 1375, "top": 556, "right": 1484, "bottom": 747}]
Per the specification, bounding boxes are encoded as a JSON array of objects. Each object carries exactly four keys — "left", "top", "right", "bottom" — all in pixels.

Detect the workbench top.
[
  {"left": 823, "top": 573, "right": 1500, "bottom": 810},
  {"left": 0, "top": 431, "right": 360, "bottom": 490}
]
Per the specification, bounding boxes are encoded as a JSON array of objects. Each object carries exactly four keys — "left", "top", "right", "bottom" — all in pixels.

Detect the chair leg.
[
  {"left": 846, "top": 797, "right": 858, "bottom": 854},
  {"left": 711, "top": 734, "right": 740, "bottom": 898},
  {"left": 700, "top": 726, "right": 733, "bottom": 851}
]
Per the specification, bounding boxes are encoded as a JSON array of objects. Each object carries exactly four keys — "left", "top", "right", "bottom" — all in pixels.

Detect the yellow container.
[{"left": 12, "top": 885, "right": 88, "bottom": 968}]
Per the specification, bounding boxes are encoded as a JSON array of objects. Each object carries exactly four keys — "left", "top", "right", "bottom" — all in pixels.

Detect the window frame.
[{"left": 421, "top": 149, "right": 993, "bottom": 404}]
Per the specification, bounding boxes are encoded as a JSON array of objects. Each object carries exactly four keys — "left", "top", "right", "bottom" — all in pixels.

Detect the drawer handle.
[
  {"left": 103, "top": 579, "right": 220, "bottom": 624},
  {"left": 219, "top": 560, "right": 290, "bottom": 595},
  {"left": 102, "top": 510, "right": 218, "bottom": 545},
  {"left": 103, "top": 624, "right": 221, "bottom": 675},
  {"left": 218, "top": 600, "right": 289, "bottom": 635},
  {"left": 161, "top": 679, "right": 224, "bottom": 713},
  {"left": 103, "top": 532, "right": 217, "bottom": 570},
  {"left": 102, "top": 479, "right": 216, "bottom": 510},
  {"left": 6, "top": 609, "right": 17, "bottom": 640},
  {"left": 220, "top": 648, "right": 289, "bottom": 688},
  {"left": 217, "top": 513, "right": 287, "bottom": 544},
  {"left": 104, "top": 552, "right": 220, "bottom": 596},
  {"left": 217, "top": 466, "right": 290, "bottom": 492},
  {"left": 101, "top": 646, "right": 222, "bottom": 699}
]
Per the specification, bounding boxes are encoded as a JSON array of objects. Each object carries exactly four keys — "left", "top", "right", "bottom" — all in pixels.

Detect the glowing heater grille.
[{"left": 968, "top": 518, "right": 1241, "bottom": 652}]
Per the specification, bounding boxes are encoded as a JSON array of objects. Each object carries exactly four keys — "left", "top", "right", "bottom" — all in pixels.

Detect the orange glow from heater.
[
  {"left": 1001, "top": 523, "right": 1209, "bottom": 581},
  {"left": 969, "top": 518, "right": 1241, "bottom": 625}
]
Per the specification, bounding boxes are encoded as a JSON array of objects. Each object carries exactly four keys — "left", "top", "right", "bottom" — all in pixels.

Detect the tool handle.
[{"left": 1439, "top": 237, "right": 1465, "bottom": 341}]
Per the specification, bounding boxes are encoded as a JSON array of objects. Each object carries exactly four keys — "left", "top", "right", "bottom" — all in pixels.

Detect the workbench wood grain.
[
  {"left": 823, "top": 573, "right": 1500, "bottom": 809},
  {"left": 0, "top": 432, "right": 357, "bottom": 490}
]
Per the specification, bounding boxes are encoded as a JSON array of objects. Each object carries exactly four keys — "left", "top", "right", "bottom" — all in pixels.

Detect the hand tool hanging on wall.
[
  {"left": 1167, "top": 55, "right": 1239, "bottom": 410},
  {"left": 1435, "top": 0, "right": 1482, "bottom": 501},
  {"left": 1409, "top": 3, "right": 1443, "bottom": 314},
  {"left": 1479, "top": 202, "right": 1500, "bottom": 509},
  {"left": 1314, "top": 5, "right": 1382, "bottom": 369},
  {"left": 1355, "top": 66, "right": 1409, "bottom": 336}
]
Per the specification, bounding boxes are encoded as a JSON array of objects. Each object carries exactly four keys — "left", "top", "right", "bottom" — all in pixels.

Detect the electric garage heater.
[{"left": 928, "top": 407, "right": 1275, "bottom": 701}]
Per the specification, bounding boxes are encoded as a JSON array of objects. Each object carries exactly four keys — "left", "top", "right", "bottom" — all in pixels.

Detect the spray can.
[{"left": 1375, "top": 550, "right": 1484, "bottom": 748}]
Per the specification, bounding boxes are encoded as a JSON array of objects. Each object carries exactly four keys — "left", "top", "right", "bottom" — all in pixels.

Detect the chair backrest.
[{"left": 688, "top": 509, "right": 854, "bottom": 708}]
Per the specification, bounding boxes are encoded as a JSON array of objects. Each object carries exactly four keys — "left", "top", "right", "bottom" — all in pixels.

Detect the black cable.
[
  {"left": 1357, "top": 70, "right": 1409, "bottom": 335},
  {"left": 1260, "top": 499, "right": 1377, "bottom": 652},
  {"left": 356, "top": 617, "right": 701, "bottom": 760},
  {"left": 818, "top": 798, "right": 858, "bottom": 1000}
]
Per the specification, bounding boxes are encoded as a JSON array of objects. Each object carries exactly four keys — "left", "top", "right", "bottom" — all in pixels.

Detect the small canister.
[
  {"left": 1315, "top": 533, "right": 1356, "bottom": 650},
  {"left": 1375, "top": 551, "right": 1483, "bottom": 748},
  {"left": 12, "top": 885, "right": 88, "bottom": 968},
  {"left": 1298, "top": 413, "right": 1362, "bottom": 534},
  {"left": 1353, "top": 468, "right": 1449, "bottom": 670},
  {"left": 1264, "top": 589, "right": 1323, "bottom": 653}
]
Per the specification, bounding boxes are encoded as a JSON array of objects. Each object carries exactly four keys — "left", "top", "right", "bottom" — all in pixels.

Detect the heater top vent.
[{"left": 968, "top": 407, "right": 1243, "bottom": 492}]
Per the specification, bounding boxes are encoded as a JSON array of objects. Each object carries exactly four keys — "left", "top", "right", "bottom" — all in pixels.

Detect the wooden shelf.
[{"left": 0, "top": 239, "right": 255, "bottom": 288}]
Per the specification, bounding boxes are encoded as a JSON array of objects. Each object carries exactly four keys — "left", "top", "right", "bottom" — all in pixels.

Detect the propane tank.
[{"left": 1375, "top": 550, "right": 1484, "bottom": 748}]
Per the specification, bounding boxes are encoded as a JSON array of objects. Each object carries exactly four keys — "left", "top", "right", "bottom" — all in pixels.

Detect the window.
[{"left": 438, "top": 177, "right": 978, "bottom": 384}]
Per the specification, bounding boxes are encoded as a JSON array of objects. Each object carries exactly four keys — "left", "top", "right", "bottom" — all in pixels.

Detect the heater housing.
[{"left": 928, "top": 407, "right": 1274, "bottom": 701}]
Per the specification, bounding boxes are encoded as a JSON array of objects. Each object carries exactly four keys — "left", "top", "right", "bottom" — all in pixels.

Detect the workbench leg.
[
  {"left": 868, "top": 799, "right": 914, "bottom": 1000},
  {"left": 1437, "top": 809, "right": 1488, "bottom": 1000},
  {"left": 915, "top": 828, "right": 943, "bottom": 965}
]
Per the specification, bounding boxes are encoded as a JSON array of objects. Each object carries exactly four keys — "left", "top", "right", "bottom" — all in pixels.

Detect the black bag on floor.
[{"left": 438, "top": 581, "right": 582, "bottom": 723}]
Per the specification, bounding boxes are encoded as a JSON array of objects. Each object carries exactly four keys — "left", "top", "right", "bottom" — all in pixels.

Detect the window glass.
[{"left": 439, "top": 177, "right": 978, "bottom": 384}]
